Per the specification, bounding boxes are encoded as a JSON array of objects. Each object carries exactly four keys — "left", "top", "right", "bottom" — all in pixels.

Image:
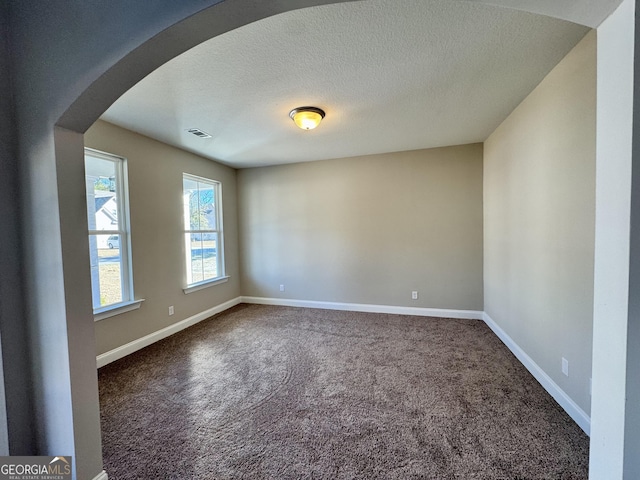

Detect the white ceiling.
[{"left": 101, "top": 0, "right": 590, "bottom": 168}]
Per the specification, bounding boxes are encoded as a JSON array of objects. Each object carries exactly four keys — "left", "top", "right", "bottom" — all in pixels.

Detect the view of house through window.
[
  {"left": 85, "top": 149, "right": 133, "bottom": 310},
  {"left": 183, "top": 174, "right": 224, "bottom": 286}
]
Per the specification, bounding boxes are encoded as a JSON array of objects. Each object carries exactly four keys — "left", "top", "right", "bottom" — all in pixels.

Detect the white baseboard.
[
  {"left": 482, "top": 312, "right": 591, "bottom": 435},
  {"left": 92, "top": 470, "right": 108, "bottom": 480},
  {"left": 240, "top": 296, "right": 484, "bottom": 320},
  {"left": 96, "top": 297, "right": 242, "bottom": 368}
]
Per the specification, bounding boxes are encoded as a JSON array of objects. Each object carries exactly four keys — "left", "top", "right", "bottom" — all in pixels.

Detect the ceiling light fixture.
[{"left": 289, "top": 107, "right": 325, "bottom": 130}]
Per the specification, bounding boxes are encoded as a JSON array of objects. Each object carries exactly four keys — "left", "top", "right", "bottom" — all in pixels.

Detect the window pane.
[
  {"left": 183, "top": 174, "right": 224, "bottom": 287},
  {"left": 202, "top": 232, "right": 218, "bottom": 280},
  {"left": 85, "top": 154, "right": 119, "bottom": 231},
  {"left": 187, "top": 233, "right": 205, "bottom": 284},
  {"left": 90, "top": 234, "right": 123, "bottom": 307},
  {"left": 183, "top": 178, "right": 200, "bottom": 230},
  {"left": 199, "top": 183, "right": 216, "bottom": 230}
]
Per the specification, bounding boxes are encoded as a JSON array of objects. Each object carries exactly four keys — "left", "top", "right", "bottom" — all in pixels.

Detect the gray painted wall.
[
  {"left": 625, "top": 4, "right": 640, "bottom": 474},
  {"left": 589, "top": 2, "right": 637, "bottom": 475},
  {"left": 0, "top": 1, "right": 21, "bottom": 456},
  {"left": 483, "top": 32, "right": 596, "bottom": 414},
  {"left": 85, "top": 121, "right": 241, "bottom": 355},
  {"left": 53, "top": 127, "right": 103, "bottom": 474},
  {"left": 238, "top": 145, "right": 484, "bottom": 310}
]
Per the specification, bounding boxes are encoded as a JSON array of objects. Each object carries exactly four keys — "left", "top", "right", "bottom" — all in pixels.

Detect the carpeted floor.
[{"left": 98, "top": 304, "right": 589, "bottom": 479}]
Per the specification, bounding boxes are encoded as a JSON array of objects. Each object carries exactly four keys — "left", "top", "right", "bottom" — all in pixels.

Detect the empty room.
[
  {"left": 89, "top": 1, "right": 591, "bottom": 477},
  {"left": 2, "top": 1, "right": 638, "bottom": 479}
]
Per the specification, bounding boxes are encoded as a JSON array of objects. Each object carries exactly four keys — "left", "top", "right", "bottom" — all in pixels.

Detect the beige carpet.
[{"left": 99, "top": 304, "right": 589, "bottom": 479}]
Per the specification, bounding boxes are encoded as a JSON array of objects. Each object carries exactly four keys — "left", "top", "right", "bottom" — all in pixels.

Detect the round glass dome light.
[{"left": 289, "top": 107, "right": 325, "bottom": 130}]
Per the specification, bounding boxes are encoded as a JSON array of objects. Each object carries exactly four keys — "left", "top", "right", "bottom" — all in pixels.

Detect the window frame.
[
  {"left": 182, "top": 173, "right": 227, "bottom": 292},
  {"left": 85, "top": 148, "right": 141, "bottom": 319}
]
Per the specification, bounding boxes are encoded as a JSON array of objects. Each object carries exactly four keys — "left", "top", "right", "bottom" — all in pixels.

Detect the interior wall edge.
[{"left": 91, "top": 470, "right": 108, "bottom": 480}]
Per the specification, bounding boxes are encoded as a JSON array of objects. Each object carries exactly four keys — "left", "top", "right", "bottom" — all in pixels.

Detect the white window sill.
[
  {"left": 183, "top": 276, "right": 230, "bottom": 294},
  {"left": 94, "top": 299, "right": 145, "bottom": 322}
]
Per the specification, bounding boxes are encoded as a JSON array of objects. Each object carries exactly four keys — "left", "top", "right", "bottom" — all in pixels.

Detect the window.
[
  {"left": 85, "top": 149, "right": 138, "bottom": 316},
  {"left": 183, "top": 174, "right": 225, "bottom": 290}
]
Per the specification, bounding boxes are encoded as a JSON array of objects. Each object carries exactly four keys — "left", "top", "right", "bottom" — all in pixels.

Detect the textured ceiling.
[{"left": 101, "top": 0, "right": 590, "bottom": 168}]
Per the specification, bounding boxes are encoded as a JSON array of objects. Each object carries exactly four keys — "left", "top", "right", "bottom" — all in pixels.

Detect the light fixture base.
[{"left": 289, "top": 106, "right": 326, "bottom": 130}]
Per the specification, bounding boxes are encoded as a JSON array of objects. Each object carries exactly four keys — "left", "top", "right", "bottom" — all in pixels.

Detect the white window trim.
[
  {"left": 183, "top": 173, "right": 226, "bottom": 288},
  {"left": 94, "top": 299, "right": 145, "bottom": 321},
  {"left": 183, "top": 275, "right": 230, "bottom": 294},
  {"left": 85, "top": 147, "right": 138, "bottom": 318}
]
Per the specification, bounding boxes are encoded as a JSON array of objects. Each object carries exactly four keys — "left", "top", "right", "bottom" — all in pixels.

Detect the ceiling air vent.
[{"left": 187, "top": 128, "right": 212, "bottom": 139}]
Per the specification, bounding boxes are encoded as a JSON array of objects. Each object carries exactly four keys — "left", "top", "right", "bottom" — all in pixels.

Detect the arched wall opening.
[{"left": 3, "top": 0, "right": 633, "bottom": 478}]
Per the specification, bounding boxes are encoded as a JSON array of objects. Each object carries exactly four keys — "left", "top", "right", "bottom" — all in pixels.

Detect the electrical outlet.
[
  {"left": 169, "top": 306, "right": 174, "bottom": 316},
  {"left": 562, "top": 357, "right": 569, "bottom": 376},
  {"left": 411, "top": 291, "right": 418, "bottom": 300},
  {"left": 279, "top": 284, "right": 285, "bottom": 292}
]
